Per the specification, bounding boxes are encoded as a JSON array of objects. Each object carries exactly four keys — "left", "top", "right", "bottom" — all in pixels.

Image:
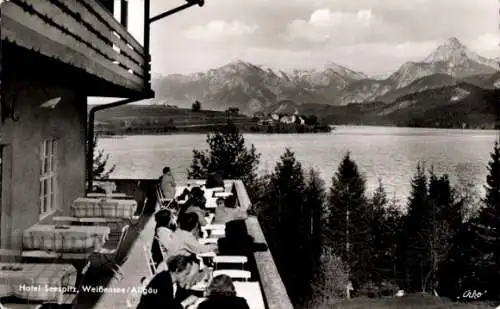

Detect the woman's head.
[
  {"left": 207, "top": 275, "right": 236, "bottom": 297},
  {"left": 162, "top": 166, "right": 171, "bottom": 174},
  {"left": 167, "top": 254, "right": 199, "bottom": 288},
  {"left": 178, "top": 212, "right": 200, "bottom": 232},
  {"left": 155, "top": 209, "right": 176, "bottom": 230},
  {"left": 224, "top": 195, "right": 237, "bottom": 209},
  {"left": 216, "top": 197, "right": 225, "bottom": 207},
  {"left": 190, "top": 186, "right": 204, "bottom": 198}
]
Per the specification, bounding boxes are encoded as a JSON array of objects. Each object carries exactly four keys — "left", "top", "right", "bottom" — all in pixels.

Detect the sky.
[{"left": 123, "top": 0, "right": 499, "bottom": 77}]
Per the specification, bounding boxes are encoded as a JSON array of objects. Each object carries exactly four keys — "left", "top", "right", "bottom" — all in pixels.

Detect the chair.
[
  {"left": 154, "top": 235, "right": 169, "bottom": 261},
  {"left": 132, "top": 197, "right": 148, "bottom": 222},
  {"left": 143, "top": 244, "right": 157, "bottom": 277},
  {"left": 89, "top": 224, "right": 130, "bottom": 280},
  {"left": 213, "top": 256, "right": 247, "bottom": 270},
  {"left": 212, "top": 269, "right": 251, "bottom": 281},
  {"left": 156, "top": 185, "right": 174, "bottom": 209}
]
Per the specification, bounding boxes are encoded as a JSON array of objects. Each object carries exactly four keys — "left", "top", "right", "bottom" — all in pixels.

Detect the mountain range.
[{"left": 152, "top": 37, "right": 500, "bottom": 127}]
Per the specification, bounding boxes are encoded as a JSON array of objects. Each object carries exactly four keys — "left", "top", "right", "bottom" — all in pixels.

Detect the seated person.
[
  {"left": 218, "top": 220, "right": 267, "bottom": 257},
  {"left": 177, "top": 188, "right": 191, "bottom": 202},
  {"left": 205, "top": 171, "right": 224, "bottom": 189},
  {"left": 166, "top": 212, "right": 218, "bottom": 257},
  {"left": 151, "top": 209, "right": 177, "bottom": 270},
  {"left": 213, "top": 196, "right": 247, "bottom": 224},
  {"left": 136, "top": 254, "right": 202, "bottom": 309},
  {"left": 197, "top": 274, "right": 250, "bottom": 309},
  {"left": 180, "top": 186, "right": 208, "bottom": 226},
  {"left": 183, "top": 187, "right": 207, "bottom": 210}
]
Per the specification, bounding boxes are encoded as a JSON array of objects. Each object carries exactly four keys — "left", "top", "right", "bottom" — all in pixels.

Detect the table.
[
  {"left": 190, "top": 282, "right": 265, "bottom": 309},
  {"left": 86, "top": 192, "right": 128, "bottom": 198},
  {"left": 23, "top": 224, "right": 110, "bottom": 252},
  {"left": 205, "top": 198, "right": 217, "bottom": 209},
  {"left": 0, "top": 263, "right": 77, "bottom": 302},
  {"left": 234, "top": 282, "right": 266, "bottom": 309},
  {"left": 214, "top": 192, "right": 233, "bottom": 198},
  {"left": 72, "top": 197, "right": 137, "bottom": 219}
]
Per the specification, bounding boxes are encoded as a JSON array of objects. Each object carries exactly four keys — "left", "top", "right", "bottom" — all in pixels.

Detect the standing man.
[{"left": 161, "top": 166, "right": 177, "bottom": 200}]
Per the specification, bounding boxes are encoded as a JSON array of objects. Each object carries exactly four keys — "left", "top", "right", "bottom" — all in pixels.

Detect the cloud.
[
  {"left": 285, "top": 9, "right": 397, "bottom": 44},
  {"left": 468, "top": 33, "right": 500, "bottom": 53},
  {"left": 184, "top": 20, "right": 259, "bottom": 41}
]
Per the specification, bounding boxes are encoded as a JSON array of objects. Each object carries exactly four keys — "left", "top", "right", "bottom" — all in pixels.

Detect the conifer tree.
[
  {"left": 369, "top": 179, "right": 393, "bottom": 285},
  {"left": 92, "top": 136, "right": 115, "bottom": 180},
  {"left": 398, "top": 162, "right": 431, "bottom": 291},
  {"left": 259, "top": 149, "right": 309, "bottom": 304},
  {"left": 426, "top": 171, "right": 457, "bottom": 294},
  {"left": 328, "top": 152, "right": 371, "bottom": 288},
  {"left": 304, "top": 168, "right": 328, "bottom": 289},
  {"left": 474, "top": 139, "right": 500, "bottom": 298},
  {"left": 187, "top": 121, "right": 260, "bottom": 195}
]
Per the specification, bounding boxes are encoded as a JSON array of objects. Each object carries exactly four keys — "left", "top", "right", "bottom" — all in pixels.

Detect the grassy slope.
[
  {"left": 308, "top": 293, "right": 495, "bottom": 309},
  {"left": 92, "top": 104, "right": 255, "bottom": 134}
]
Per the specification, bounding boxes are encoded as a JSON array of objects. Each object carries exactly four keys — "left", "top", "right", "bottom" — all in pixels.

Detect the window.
[{"left": 40, "top": 139, "right": 57, "bottom": 216}]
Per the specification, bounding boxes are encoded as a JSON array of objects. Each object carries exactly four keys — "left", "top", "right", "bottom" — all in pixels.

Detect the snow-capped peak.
[
  {"left": 323, "top": 62, "right": 367, "bottom": 80},
  {"left": 424, "top": 37, "right": 498, "bottom": 69}
]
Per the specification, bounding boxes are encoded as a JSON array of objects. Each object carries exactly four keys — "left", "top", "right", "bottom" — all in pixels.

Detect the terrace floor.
[{"left": 87, "top": 212, "right": 156, "bottom": 309}]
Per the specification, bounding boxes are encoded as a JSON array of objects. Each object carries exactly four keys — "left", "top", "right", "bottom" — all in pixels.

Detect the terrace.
[
  {"left": 88, "top": 178, "right": 293, "bottom": 309},
  {"left": 0, "top": 178, "right": 293, "bottom": 309}
]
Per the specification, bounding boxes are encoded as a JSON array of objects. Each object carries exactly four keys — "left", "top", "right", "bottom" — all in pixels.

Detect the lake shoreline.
[{"left": 97, "top": 126, "right": 497, "bottom": 205}]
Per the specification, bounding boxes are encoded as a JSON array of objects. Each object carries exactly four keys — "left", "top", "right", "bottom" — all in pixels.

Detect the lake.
[{"left": 98, "top": 125, "right": 500, "bottom": 204}]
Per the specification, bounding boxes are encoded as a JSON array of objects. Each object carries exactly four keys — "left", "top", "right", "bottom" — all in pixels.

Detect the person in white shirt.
[
  {"left": 151, "top": 209, "right": 177, "bottom": 269},
  {"left": 166, "top": 212, "right": 218, "bottom": 257}
]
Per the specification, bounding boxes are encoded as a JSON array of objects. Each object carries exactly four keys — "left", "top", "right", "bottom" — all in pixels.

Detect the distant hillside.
[
  {"left": 93, "top": 104, "right": 255, "bottom": 135},
  {"left": 291, "top": 85, "right": 500, "bottom": 129},
  {"left": 91, "top": 104, "right": 331, "bottom": 135}
]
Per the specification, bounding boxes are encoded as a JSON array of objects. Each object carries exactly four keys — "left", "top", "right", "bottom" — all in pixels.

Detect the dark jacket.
[
  {"left": 150, "top": 228, "right": 163, "bottom": 271},
  {"left": 198, "top": 295, "right": 250, "bottom": 309},
  {"left": 136, "top": 271, "right": 182, "bottom": 309},
  {"left": 217, "top": 220, "right": 267, "bottom": 256}
]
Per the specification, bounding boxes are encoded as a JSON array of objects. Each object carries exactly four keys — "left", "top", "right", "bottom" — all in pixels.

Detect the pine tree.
[
  {"left": 426, "top": 171, "right": 457, "bottom": 294},
  {"left": 369, "top": 179, "right": 393, "bottom": 285},
  {"left": 187, "top": 121, "right": 261, "bottom": 195},
  {"left": 304, "top": 168, "right": 328, "bottom": 294},
  {"left": 328, "top": 152, "right": 371, "bottom": 289},
  {"left": 398, "top": 162, "right": 431, "bottom": 291},
  {"left": 259, "top": 149, "right": 309, "bottom": 305},
  {"left": 474, "top": 139, "right": 500, "bottom": 298},
  {"left": 92, "top": 135, "right": 115, "bottom": 180}
]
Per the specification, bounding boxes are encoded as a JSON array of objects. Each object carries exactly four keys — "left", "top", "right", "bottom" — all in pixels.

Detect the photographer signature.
[{"left": 459, "top": 289, "right": 487, "bottom": 300}]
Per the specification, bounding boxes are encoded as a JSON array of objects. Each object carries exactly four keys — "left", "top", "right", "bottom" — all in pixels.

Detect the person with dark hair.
[
  {"left": 166, "top": 212, "right": 217, "bottom": 257},
  {"left": 184, "top": 186, "right": 207, "bottom": 209},
  {"left": 160, "top": 166, "right": 176, "bottom": 200},
  {"left": 205, "top": 171, "right": 224, "bottom": 189},
  {"left": 217, "top": 220, "right": 267, "bottom": 257},
  {"left": 180, "top": 186, "right": 208, "bottom": 226},
  {"left": 177, "top": 188, "right": 191, "bottom": 202},
  {"left": 197, "top": 274, "right": 250, "bottom": 309},
  {"left": 136, "top": 255, "right": 201, "bottom": 309},
  {"left": 213, "top": 195, "right": 248, "bottom": 224},
  {"left": 151, "top": 209, "right": 177, "bottom": 270}
]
